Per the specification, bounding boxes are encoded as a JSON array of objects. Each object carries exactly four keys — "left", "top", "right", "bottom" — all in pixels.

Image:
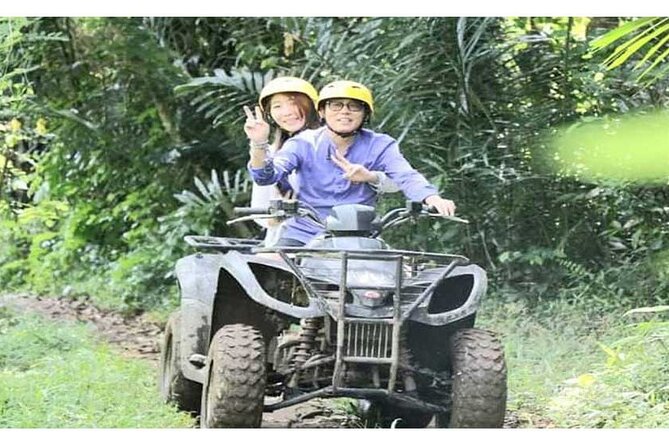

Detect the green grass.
[
  {"left": 547, "top": 318, "right": 669, "bottom": 427},
  {"left": 2, "top": 290, "right": 667, "bottom": 428},
  {"left": 479, "top": 297, "right": 669, "bottom": 428},
  {"left": 0, "top": 306, "right": 194, "bottom": 428}
]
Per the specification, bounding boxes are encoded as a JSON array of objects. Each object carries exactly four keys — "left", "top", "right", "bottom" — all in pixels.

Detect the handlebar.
[
  {"left": 228, "top": 199, "right": 325, "bottom": 228},
  {"left": 232, "top": 207, "right": 270, "bottom": 217},
  {"left": 227, "top": 199, "right": 468, "bottom": 232}
]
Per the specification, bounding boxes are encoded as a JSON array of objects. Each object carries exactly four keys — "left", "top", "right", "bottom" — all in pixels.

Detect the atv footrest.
[{"left": 263, "top": 386, "right": 449, "bottom": 414}]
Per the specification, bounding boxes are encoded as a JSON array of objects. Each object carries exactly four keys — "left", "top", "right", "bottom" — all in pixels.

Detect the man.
[{"left": 246, "top": 80, "right": 456, "bottom": 246}]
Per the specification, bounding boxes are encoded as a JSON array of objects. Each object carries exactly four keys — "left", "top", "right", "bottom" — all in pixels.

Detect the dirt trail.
[
  {"left": 1, "top": 292, "right": 161, "bottom": 361},
  {"left": 0, "top": 292, "right": 359, "bottom": 428}
]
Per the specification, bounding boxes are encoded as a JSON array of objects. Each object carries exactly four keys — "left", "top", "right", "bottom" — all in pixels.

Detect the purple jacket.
[{"left": 249, "top": 127, "right": 438, "bottom": 244}]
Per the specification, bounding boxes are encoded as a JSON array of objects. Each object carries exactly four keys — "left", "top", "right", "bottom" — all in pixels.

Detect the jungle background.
[{"left": 1, "top": 17, "right": 668, "bottom": 428}]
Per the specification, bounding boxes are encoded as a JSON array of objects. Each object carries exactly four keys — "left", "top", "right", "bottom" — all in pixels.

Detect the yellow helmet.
[
  {"left": 318, "top": 80, "right": 374, "bottom": 114},
  {"left": 258, "top": 76, "right": 319, "bottom": 112}
]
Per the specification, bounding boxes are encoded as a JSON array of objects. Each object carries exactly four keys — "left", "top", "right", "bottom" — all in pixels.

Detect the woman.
[{"left": 244, "top": 76, "right": 398, "bottom": 246}]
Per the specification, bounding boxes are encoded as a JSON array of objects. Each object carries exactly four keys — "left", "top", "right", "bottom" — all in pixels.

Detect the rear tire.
[
  {"left": 436, "top": 328, "right": 507, "bottom": 428},
  {"left": 200, "top": 324, "right": 266, "bottom": 428},
  {"left": 159, "top": 310, "right": 202, "bottom": 414}
]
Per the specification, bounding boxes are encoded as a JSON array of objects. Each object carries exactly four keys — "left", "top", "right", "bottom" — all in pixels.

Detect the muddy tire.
[
  {"left": 436, "top": 328, "right": 507, "bottom": 428},
  {"left": 200, "top": 324, "right": 266, "bottom": 428},
  {"left": 159, "top": 310, "right": 202, "bottom": 414}
]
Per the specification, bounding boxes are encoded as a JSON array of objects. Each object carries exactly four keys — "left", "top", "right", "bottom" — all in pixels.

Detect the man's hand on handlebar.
[{"left": 424, "top": 195, "right": 456, "bottom": 217}]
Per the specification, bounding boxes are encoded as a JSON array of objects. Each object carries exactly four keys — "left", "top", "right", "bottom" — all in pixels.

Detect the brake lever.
[
  {"left": 226, "top": 214, "right": 276, "bottom": 226},
  {"left": 423, "top": 212, "right": 470, "bottom": 224},
  {"left": 447, "top": 215, "right": 470, "bottom": 224}
]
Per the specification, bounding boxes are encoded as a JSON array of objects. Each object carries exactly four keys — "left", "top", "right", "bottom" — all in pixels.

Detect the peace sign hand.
[
  {"left": 243, "top": 105, "right": 270, "bottom": 145},
  {"left": 331, "top": 150, "right": 377, "bottom": 184}
]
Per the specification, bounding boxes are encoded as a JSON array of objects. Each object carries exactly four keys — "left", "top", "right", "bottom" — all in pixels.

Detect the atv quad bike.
[{"left": 159, "top": 200, "right": 507, "bottom": 428}]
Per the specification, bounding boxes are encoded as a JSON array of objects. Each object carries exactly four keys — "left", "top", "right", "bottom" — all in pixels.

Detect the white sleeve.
[
  {"left": 250, "top": 144, "right": 285, "bottom": 229},
  {"left": 250, "top": 183, "right": 275, "bottom": 229},
  {"left": 263, "top": 224, "right": 283, "bottom": 247}
]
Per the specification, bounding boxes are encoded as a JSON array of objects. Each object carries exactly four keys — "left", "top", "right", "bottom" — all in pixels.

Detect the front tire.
[
  {"left": 436, "top": 328, "right": 507, "bottom": 428},
  {"left": 200, "top": 324, "right": 266, "bottom": 428},
  {"left": 159, "top": 310, "right": 202, "bottom": 414}
]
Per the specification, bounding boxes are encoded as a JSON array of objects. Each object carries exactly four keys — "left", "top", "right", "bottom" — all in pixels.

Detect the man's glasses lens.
[{"left": 328, "top": 100, "right": 363, "bottom": 112}]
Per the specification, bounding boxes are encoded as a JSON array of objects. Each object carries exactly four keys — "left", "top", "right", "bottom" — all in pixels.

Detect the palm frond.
[
  {"left": 590, "top": 17, "right": 669, "bottom": 84},
  {"left": 174, "top": 67, "right": 274, "bottom": 128},
  {"left": 590, "top": 17, "right": 656, "bottom": 52},
  {"left": 603, "top": 19, "right": 669, "bottom": 69},
  {"left": 173, "top": 168, "right": 251, "bottom": 209}
]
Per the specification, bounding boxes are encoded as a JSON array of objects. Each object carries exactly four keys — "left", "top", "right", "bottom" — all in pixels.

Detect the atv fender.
[
  {"left": 175, "top": 250, "right": 324, "bottom": 382},
  {"left": 407, "top": 263, "right": 487, "bottom": 326}
]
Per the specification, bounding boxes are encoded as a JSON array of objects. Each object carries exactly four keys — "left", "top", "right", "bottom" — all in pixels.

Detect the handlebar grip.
[
  {"left": 232, "top": 207, "right": 269, "bottom": 216},
  {"left": 445, "top": 215, "right": 469, "bottom": 224},
  {"left": 424, "top": 206, "right": 469, "bottom": 224}
]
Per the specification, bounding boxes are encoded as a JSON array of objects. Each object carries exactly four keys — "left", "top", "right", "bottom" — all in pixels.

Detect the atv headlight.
[
  {"left": 346, "top": 270, "right": 396, "bottom": 308},
  {"left": 346, "top": 269, "right": 394, "bottom": 288},
  {"left": 352, "top": 289, "right": 392, "bottom": 307}
]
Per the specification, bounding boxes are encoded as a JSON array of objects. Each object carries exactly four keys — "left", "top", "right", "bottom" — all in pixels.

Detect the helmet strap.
[{"left": 325, "top": 122, "right": 360, "bottom": 138}]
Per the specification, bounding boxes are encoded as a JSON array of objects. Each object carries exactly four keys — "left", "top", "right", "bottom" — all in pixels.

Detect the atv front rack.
[
  {"left": 265, "top": 248, "right": 467, "bottom": 398},
  {"left": 263, "top": 247, "right": 469, "bottom": 323}
]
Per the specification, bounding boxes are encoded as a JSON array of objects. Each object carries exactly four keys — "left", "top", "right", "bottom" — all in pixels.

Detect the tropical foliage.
[{"left": 0, "top": 16, "right": 668, "bottom": 314}]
